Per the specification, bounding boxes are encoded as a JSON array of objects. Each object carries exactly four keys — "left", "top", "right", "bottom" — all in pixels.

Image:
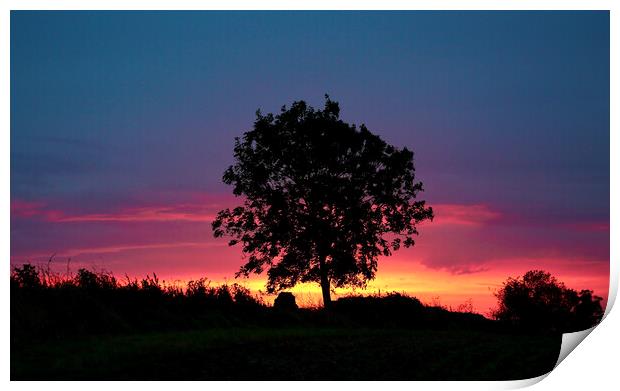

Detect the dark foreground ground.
[
  {"left": 12, "top": 327, "right": 561, "bottom": 380},
  {"left": 11, "top": 266, "right": 567, "bottom": 380}
]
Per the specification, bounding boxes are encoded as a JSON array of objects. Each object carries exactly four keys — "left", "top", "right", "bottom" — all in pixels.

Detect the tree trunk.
[{"left": 319, "top": 256, "right": 332, "bottom": 309}]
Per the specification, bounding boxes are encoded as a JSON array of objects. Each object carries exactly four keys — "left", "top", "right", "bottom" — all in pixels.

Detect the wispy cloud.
[
  {"left": 55, "top": 205, "right": 216, "bottom": 222},
  {"left": 12, "top": 241, "right": 228, "bottom": 262},
  {"left": 426, "top": 204, "right": 501, "bottom": 226},
  {"left": 11, "top": 199, "right": 217, "bottom": 223},
  {"left": 59, "top": 241, "right": 224, "bottom": 258},
  {"left": 16, "top": 199, "right": 498, "bottom": 226},
  {"left": 11, "top": 199, "right": 64, "bottom": 220}
]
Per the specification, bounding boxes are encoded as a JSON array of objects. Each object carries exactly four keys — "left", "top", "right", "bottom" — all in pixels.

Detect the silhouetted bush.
[
  {"left": 492, "top": 270, "right": 604, "bottom": 332},
  {"left": 232, "top": 284, "right": 264, "bottom": 309},
  {"left": 11, "top": 264, "right": 41, "bottom": 289},
  {"left": 273, "top": 292, "right": 298, "bottom": 311},
  {"left": 75, "top": 268, "right": 118, "bottom": 290},
  {"left": 331, "top": 292, "right": 489, "bottom": 329},
  {"left": 332, "top": 293, "right": 419, "bottom": 326}
]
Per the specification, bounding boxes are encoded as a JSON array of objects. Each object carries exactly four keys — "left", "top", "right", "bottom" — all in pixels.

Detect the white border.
[{"left": 2, "top": 2, "right": 617, "bottom": 390}]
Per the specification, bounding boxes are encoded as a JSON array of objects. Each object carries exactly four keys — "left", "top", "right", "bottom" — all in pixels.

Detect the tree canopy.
[
  {"left": 212, "top": 96, "right": 433, "bottom": 306},
  {"left": 492, "top": 270, "right": 604, "bottom": 332}
]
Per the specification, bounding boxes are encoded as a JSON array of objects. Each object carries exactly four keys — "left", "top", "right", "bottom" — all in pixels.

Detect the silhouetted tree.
[
  {"left": 492, "top": 270, "right": 604, "bottom": 332},
  {"left": 212, "top": 96, "right": 433, "bottom": 307},
  {"left": 574, "top": 289, "right": 605, "bottom": 330}
]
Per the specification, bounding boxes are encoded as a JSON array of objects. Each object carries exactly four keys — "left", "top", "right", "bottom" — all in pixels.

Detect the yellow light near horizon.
[{"left": 140, "top": 254, "right": 609, "bottom": 316}]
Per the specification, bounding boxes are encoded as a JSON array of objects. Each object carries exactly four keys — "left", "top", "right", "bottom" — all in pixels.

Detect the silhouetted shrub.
[
  {"left": 11, "top": 264, "right": 41, "bottom": 289},
  {"left": 333, "top": 292, "right": 425, "bottom": 326},
  {"left": 330, "top": 292, "right": 492, "bottom": 329},
  {"left": 214, "top": 285, "right": 234, "bottom": 307},
  {"left": 231, "top": 284, "right": 264, "bottom": 309},
  {"left": 140, "top": 274, "right": 162, "bottom": 293},
  {"left": 75, "top": 268, "right": 117, "bottom": 290},
  {"left": 186, "top": 277, "right": 210, "bottom": 299},
  {"left": 274, "top": 292, "right": 298, "bottom": 311}
]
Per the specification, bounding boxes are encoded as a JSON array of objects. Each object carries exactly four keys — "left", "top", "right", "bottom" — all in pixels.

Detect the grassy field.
[{"left": 11, "top": 327, "right": 561, "bottom": 380}]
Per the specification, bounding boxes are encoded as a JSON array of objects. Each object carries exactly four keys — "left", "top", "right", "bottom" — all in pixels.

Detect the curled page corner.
[
  {"left": 553, "top": 280, "right": 616, "bottom": 370},
  {"left": 498, "top": 372, "right": 551, "bottom": 389},
  {"left": 554, "top": 270, "right": 617, "bottom": 369},
  {"left": 506, "top": 296, "right": 614, "bottom": 388},
  {"left": 506, "top": 326, "right": 599, "bottom": 389},
  {"left": 554, "top": 326, "right": 596, "bottom": 368}
]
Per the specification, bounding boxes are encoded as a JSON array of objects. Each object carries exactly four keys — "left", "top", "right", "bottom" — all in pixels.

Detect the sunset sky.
[{"left": 10, "top": 11, "right": 609, "bottom": 313}]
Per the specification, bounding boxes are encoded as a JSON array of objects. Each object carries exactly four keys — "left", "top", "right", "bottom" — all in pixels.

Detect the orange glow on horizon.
[
  {"left": 11, "top": 196, "right": 609, "bottom": 316},
  {"left": 103, "top": 256, "right": 608, "bottom": 317}
]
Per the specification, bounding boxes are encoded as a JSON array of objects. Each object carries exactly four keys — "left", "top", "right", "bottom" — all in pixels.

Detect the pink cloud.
[
  {"left": 11, "top": 199, "right": 43, "bottom": 217},
  {"left": 15, "top": 198, "right": 501, "bottom": 226},
  {"left": 50, "top": 241, "right": 226, "bottom": 259},
  {"left": 55, "top": 205, "right": 216, "bottom": 223},
  {"left": 426, "top": 203, "right": 501, "bottom": 227},
  {"left": 11, "top": 198, "right": 220, "bottom": 223},
  {"left": 11, "top": 199, "right": 64, "bottom": 221}
]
